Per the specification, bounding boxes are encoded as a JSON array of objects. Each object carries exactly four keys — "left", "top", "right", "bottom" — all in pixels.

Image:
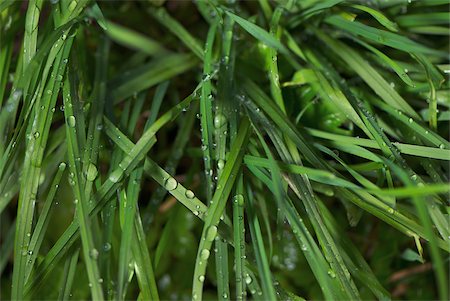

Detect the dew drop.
[
  {"left": 214, "top": 114, "right": 227, "bottom": 128},
  {"left": 185, "top": 190, "right": 195, "bottom": 199},
  {"left": 109, "top": 170, "right": 122, "bottom": 183},
  {"left": 234, "top": 194, "right": 244, "bottom": 206},
  {"left": 245, "top": 275, "right": 252, "bottom": 285},
  {"left": 103, "top": 242, "right": 111, "bottom": 252},
  {"left": 217, "top": 159, "right": 225, "bottom": 170},
  {"left": 164, "top": 177, "right": 178, "bottom": 191},
  {"left": 59, "top": 162, "right": 66, "bottom": 171},
  {"left": 90, "top": 248, "right": 99, "bottom": 260},
  {"left": 67, "top": 116, "right": 76, "bottom": 127},
  {"left": 86, "top": 163, "right": 98, "bottom": 181},
  {"left": 206, "top": 225, "right": 218, "bottom": 241},
  {"left": 327, "top": 269, "right": 336, "bottom": 278},
  {"left": 198, "top": 275, "right": 205, "bottom": 283},
  {"left": 200, "top": 249, "right": 210, "bottom": 260}
]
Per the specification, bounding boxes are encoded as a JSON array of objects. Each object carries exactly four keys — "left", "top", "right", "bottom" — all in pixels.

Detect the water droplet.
[
  {"left": 408, "top": 118, "right": 413, "bottom": 123},
  {"left": 109, "top": 170, "right": 122, "bottom": 183},
  {"left": 33, "top": 131, "right": 40, "bottom": 139},
  {"left": 185, "top": 190, "right": 195, "bottom": 199},
  {"left": 103, "top": 242, "right": 111, "bottom": 252},
  {"left": 222, "top": 293, "right": 228, "bottom": 299},
  {"left": 59, "top": 162, "right": 66, "bottom": 171},
  {"left": 164, "top": 177, "right": 178, "bottom": 191},
  {"left": 214, "top": 114, "right": 227, "bottom": 128},
  {"left": 200, "top": 249, "right": 210, "bottom": 260},
  {"left": 245, "top": 275, "right": 252, "bottom": 285},
  {"left": 86, "top": 163, "right": 98, "bottom": 181},
  {"left": 27, "top": 250, "right": 33, "bottom": 256},
  {"left": 90, "top": 248, "right": 99, "bottom": 260},
  {"left": 387, "top": 207, "right": 395, "bottom": 214},
  {"left": 234, "top": 194, "right": 244, "bottom": 206},
  {"left": 67, "top": 116, "right": 76, "bottom": 127},
  {"left": 217, "top": 159, "right": 225, "bottom": 170},
  {"left": 439, "top": 144, "right": 445, "bottom": 149},
  {"left": 327, "top": 269, "right": 336, "bottom": 278},
  {"left": 206, "top": 225, "right": 217, "bottom": 241},
  {"left": 411, "top": 174, "right": 418, "bottom": 181},
  {"left": 198, "top": 275, "right": 205, "bottom": 283}
]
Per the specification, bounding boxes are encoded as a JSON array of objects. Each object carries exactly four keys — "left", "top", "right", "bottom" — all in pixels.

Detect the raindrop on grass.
[
  {"left": 67, "top": 116, "right": 76, "bottom": 127},
  {"left": 198, "top": 275, "right": 205, "bottom": 283},
  {"left": 103, "top": 242, "right": 111, "bottom": 252},
  {"left": 217, "top": 159, "right": 225, "bottom": 170},
  {"left": 185, "top": 190, "right": 195, "bottom": 199},
  {"left": 327, "top": 269, "right": 336, "bottom": 278},
  {"left": 59, "top": 162, "right": 66, "bottom": 171},
  {"left": 200, "top": 249, "right": 210, "bottom": 260},
  {"left": 206, "top": 226, "right": 217, "bottom": 241},
  {"left": 86, "top": 163, "right": 98, "bottom": 181},
  {"left": 90, "top": 248, "right": 99, "bottom": 260},
  {"left": 245, "top": 275, "right": 252, "bottom": 285},
  {"left": 109, "top": 170, "right": 122, "bottom": 183},
  {"left": 214, "top": 114, "right": 227, "bottom": 128},
  {"left": 164, "top": 177, "right": 178, "bottom": 191}
]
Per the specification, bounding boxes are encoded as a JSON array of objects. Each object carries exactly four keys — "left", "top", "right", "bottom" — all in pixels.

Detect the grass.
[{"left": 0, "top": 0, "right": 449, "bottom": 300}]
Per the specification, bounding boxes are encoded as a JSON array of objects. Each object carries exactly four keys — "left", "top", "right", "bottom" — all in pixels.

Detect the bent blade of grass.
[
  {"left": 315, "top": 30, "right": 419, "bottom": 118},
  {"left": 105, "top": 21, "right": 168, "bottom": 56},
  {"left": 109, "top": 53, "right": 197, "bottom": 103},
  {"left": 349, "top": 4, "right": 399, "bottom": 32},
  {"left": 226, "top": 11, "right": 289, "bottom": 55},
  {"left": 306, "top": 128, "right": 450, "bottom": 160},
  {"left": 325, "top": 15, "right": 448, "bottom": 58},
  {"left": 350, "top": 37, "right": 414, "bottom": 87},
  {"left": 147, "top": 7, "right": 203, "bottom": 59}
]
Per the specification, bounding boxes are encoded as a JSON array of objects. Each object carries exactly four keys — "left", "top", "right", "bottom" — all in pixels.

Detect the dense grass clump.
[{"left": 0, "top": 0, "right": 449, "bottom": 300}]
